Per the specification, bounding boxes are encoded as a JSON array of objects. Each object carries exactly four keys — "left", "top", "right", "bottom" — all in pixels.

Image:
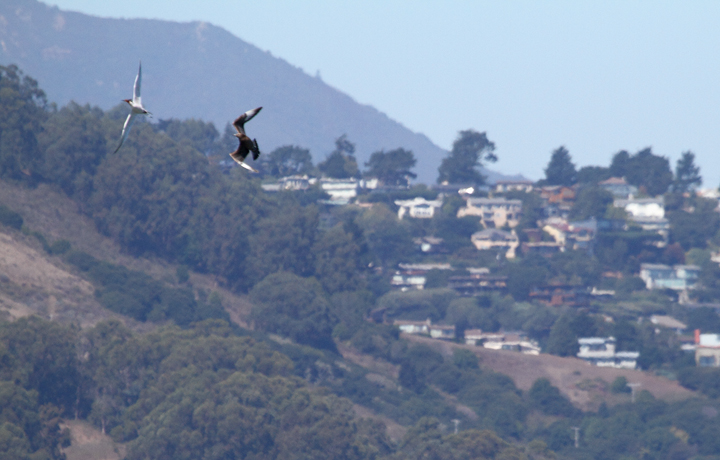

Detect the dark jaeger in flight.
[{"left": 229, "top": 107, "right": 263, "bottom": 172}]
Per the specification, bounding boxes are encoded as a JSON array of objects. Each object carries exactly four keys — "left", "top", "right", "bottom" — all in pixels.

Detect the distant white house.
[
  {"left": 695, "top": 331, "right": 720, "bottom": 367},
  {"left": 614, "top": 197, "right": 668, "bottom": 246},
  {"left": 429, "top": 324, "right": 456, "bottom": 340},
  {"left": 464, "top": 330, "right": 540, "bottom": 355},
  {"left": 261, "top": 175, "right": 314, "bottom": 192},
  {"left": 393, "top": 318, "right": 455, "bottom": 339},
  {"left": 470, "top": 229, "right": 519, "bottom": 259},
  {"left": 639, "top": 264, "right": 700, "bottom": 290},
  {"left": 390, "top": 263, "right": 452, "bottom": 291},
  {"left": 614, "top": 197, "right": 665, "bottom": 219},
  {"left": 458, "top": 197, "right": 522, "bottom": 229},
  {"left": 494, "top": 180, "right": 534, "bottom": 193},
  {"left": 394, "top": 319, "right": 431, "bottom": 335},
  {"left": 394, "top": 197, "right": 444, "bottom": 219},
  {"left": 577, "top": 337, "right": 639, "bottom": 369},
  {"left": 319, "top": 178, "right": 358, "bottom": 204},
  {"left": 599, "top": 177, "right": 638, "bottom": 198}
]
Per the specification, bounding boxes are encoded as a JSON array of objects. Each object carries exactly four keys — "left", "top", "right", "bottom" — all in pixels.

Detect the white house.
[
  {"left": 394, "top": 319, "right": 431, "bottom": 335},
  {"left": 319, "top": 178, "right": 358, "bottom": 204},
  {"left": 639, "top": 264, "right": 700, "bottom": 290},
  {"left": 494, "top": 180, "right": 534, "bottom": 193},
  {"left": 614, "top": 197, "right": 665, "bottom": 219},
  {"left": 429, "top": 324, "right": 456, "bottom": 340},
  {"left": 470, "top": 229, "right": 519, "bottom": 259},
  {"left": 457, "top": 197, "right": 523, "bottom": 228},
  {"left": 599, "top": 177, "right": 638, "bottom": 198},
  {"left": 577, "top": 337, "right": 639, "bottom": 369},
  {"left": 394, "top": 197, "right": 444, "bottom": 219},
  {"left": 390, "top": 263, "right": 452, "bottom": 291},
  {"left": 464, "top": 330, "right": 540, "bottom": 355},
  {"left": 695, "top": 331, "right": 720, "bottom": 367}
]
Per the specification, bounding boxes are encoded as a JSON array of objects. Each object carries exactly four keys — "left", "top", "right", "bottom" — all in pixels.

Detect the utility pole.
[
  {"left": 628, "top": 383, "right": 641, "bottom": 403},
  {"left": 571, "top": 426, "right": 580, "bottom": 448}
]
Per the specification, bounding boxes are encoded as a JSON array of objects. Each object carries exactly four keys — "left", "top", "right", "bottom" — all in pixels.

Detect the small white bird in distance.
[
  {"left": 114, "top": 61, "right": 151, "bottom": 153},
  {"left": 229, "top": 107, "right": 263, "bottom": 172}
]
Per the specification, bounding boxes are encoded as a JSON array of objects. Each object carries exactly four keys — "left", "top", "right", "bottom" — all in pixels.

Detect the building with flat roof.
[
  {"left": 457, "top": 197, "right": 522, "bottom": 229},
  {"left": 577, "top": 337, "right": 639, "bottom": 369}
]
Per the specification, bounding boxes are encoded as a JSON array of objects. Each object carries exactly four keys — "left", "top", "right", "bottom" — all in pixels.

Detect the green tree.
[
  {"left": 39, "top": 102, "right": 107, "bottom": 199},
  {"left": 265, "top": 144, "right": 314, "bottom": 177},
  {"left": 612, "top": 148, "right": 673, "bottom": 196},
  {"left": 250, "top": 272, "right": 337, "bottom": 350},
  {"left": 437, "top": 130, "right": 497, "bottom": 185},
  {"left": 313, "top": 223, "right": 366, "bottom": 293},
  {"left": 576, "top": 165, "right": 611, "bottom": 184},
  {"left": 364, "top": 148, "right": 417, "bottom": 186},
  {"left": 543, "top": 146, "right": 576, "bottom": 186},
  {"left": 673, "top": 150, "right": 702, "bottom": 193},
  {"left": 318, "top": 134, "right": 359, "bottom": 178},
  {"left": 356, "top": 204, "right": 414, "bottom": 267},
  {"left": 0, "top": 65, "right": 48, "bottom": 181},
  {"left": 569, "top": 186, "right": 613, "bottom": 220},
  {"left": 529, "top": 378, "right": 577, "bottom": 417}
]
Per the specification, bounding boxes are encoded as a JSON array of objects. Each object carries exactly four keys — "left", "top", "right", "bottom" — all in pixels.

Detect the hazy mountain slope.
[{"left": 0, "top": 0, "right": 452, "bottom": 182}]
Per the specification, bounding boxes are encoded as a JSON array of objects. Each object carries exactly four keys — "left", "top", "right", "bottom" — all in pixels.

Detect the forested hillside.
[
  {"left": 0, "top": 0, "right": 450, "bottom": 183},
  {"left": 4, "top": 62, "right": 720, "bottom": 460}
]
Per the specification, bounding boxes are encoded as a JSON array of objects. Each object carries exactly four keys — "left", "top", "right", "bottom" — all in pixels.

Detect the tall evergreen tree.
[
  {"left": 437, "top": 130, "right": 496, "bottom": 185},
  {"left": 674, "top": 150, "right": 702, "bottom": 193},
  {"left": 543, "top": 146, "right": 576, "bottom": 186},
  {"left": 364, "top": 148, "right": 417, "bottom": 186},
  {"left": 318, "top": 134, "right": 359, "bottom": 178}
]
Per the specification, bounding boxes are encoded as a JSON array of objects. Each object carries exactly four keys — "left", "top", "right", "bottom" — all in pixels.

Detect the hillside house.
[
  {"left": 412, "top": 236, "right": 446, "bottom": 254},
  {"left": 649, "top": 315, "right": 687, "bottom": 334},
  {"left": 447, "top": 273, "right": 508, "bottom": 296},
  {"left": 695, "top": 330, "right": 720, "bottom": 367},
  {"left": 395, "top": 197, "right": 444, "bottom": 219},
  {"left": 261, "top": 175, "right": 313, "bottom": 192},
  {"left": 539, "top": 186, "right": 576, "bottom": 204},
  {"left": 470, "top": 229, "right": 519, "bottom": 259},
  {"left": 390, "top": 263, "right": 452, "bottom": 291},
  {"left": 319, "top": 178, "right": 358, "bottom": 204},
  {"left": 457, "top": 197, "right": 522, "bottom": 228},
  {"left": 494, "top": 180, "right": 534, "bottom": 193},
  {"left": 599, "top": 177, "right": 638, "bottom": 198},
  {"left": 464, "top": 330, "right": 540, "bottom": 355},
  {"left": 543, "top": 219, "right": 597, "bottom": 252},
  {"left": 614, "top": 197, "right": 664, "bottom": 219},
  {"left": 639, "top": 264, "right": 700, "bottom": 290},
  {"left": 577, "top": 337, "right": 639, "bottom": 369},
  {"left": 429, "top": 324, "right": 456, "bottom": 340},
  {"left": 394, "top": 319, "right": 431, "bottom": 335},
  {"left": 529, "top": 284, "right": 589, "bottom": 307}
]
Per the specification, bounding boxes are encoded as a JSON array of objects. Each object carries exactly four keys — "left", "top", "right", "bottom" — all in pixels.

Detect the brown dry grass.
[
  {"left": 60, "top": 420, "right": 125, "bottom": 460},
  {"left": 0, "top": 180, "right": 256, "bottom": 328},
  {"left": 405, "top": 334, "right": 694, "bottom": 411}
]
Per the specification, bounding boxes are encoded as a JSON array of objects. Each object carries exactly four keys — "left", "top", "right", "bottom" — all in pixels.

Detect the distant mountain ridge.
[{"left": 0, "top": 0, "right": 462, "bottom": 182}]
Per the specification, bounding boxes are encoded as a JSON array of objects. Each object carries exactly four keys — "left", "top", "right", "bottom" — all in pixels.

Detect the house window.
[{"left": 699, "top": 356, "right": 717, "bottom": 367}]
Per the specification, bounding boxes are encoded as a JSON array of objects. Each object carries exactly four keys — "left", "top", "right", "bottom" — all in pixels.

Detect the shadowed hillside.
[{"left": 0, "top": 0, "right": 453, "bottom": 182}]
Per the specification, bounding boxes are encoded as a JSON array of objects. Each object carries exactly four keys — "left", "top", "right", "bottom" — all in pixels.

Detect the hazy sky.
[{"left": 48, "top": 1, "right": 720, "bottom": 186}]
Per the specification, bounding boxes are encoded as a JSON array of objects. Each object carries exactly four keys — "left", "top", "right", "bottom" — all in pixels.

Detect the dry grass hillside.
[
  {"left": 406, "top": 334, "right": 694, "bottom": 411},
  {"left": 0, "top": 180, "right": 254, "bottom": 328}
]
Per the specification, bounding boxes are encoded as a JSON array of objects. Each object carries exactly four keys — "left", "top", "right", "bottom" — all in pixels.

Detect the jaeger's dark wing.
[{"left": 232, "top": 107, "right": 262, "bottom": 135}]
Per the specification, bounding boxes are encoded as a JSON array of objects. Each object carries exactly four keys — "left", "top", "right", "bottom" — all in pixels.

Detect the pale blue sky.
[{"left": 49, "top": 1, "right": 720, "bottom": 187}]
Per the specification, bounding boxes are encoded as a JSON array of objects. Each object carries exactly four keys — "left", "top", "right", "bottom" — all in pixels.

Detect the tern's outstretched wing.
[
  {"left": 114, "top": 113, "right": 137, "bottom": 153},
  {"left": 133, "top": 61, "right": 142, "bottom": 105},
  {"left": 232, "top": 107, "right": 262, "bottom": 135}
]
